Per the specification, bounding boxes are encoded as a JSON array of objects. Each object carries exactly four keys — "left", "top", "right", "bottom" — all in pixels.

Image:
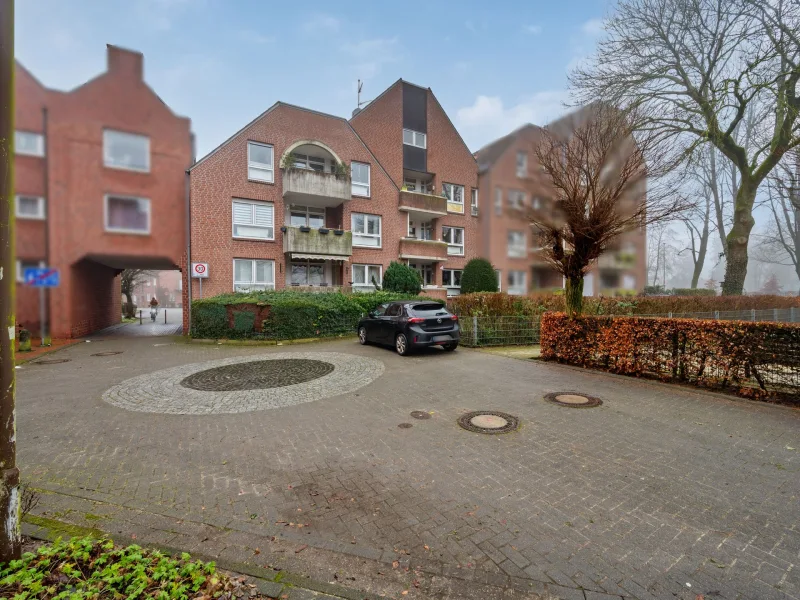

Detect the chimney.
[{"left": 107, "top": 44, "right": 143, "bottom": 81}]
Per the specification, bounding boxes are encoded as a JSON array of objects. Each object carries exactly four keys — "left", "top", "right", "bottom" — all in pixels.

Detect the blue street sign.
[{"left": 23, "top": 267, "right": 60, "bottom": 288}]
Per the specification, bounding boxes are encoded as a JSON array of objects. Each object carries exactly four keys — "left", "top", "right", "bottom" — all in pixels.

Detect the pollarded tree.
[
  {"left": 571, "top": 0, "right": 800, "bottom": 295},
  {"left": 531, "top": 103, "right": 686, "bottom": 317}
]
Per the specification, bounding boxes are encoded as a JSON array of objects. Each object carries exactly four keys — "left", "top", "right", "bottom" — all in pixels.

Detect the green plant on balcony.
[
  {"left": 332, "top": 160, "right": 350, "bottom": 180},
  {"left": 280, "top": 151, "right": 298, "bottom": 171}
]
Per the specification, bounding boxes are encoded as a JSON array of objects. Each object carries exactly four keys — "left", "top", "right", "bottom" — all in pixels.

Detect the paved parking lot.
[{"left": 17, "top": 337, "right": 800, "bottom": 599}]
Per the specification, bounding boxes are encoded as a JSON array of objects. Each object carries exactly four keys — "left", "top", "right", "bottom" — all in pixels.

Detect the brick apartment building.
[
  {"left": 14, "top": 45, "right": 192, "bottom": 338},
  {"left": 475, "top": 111, "right": 646, "bottom": 296},
  {"left": 186, "top": 79, "right": 479, "bottom": 327}
]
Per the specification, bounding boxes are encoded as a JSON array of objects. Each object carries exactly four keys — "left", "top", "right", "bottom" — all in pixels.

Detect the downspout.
[
  {"left": 41, "top": 107, "right": 50, "bottom": 343},
  {"left": 184, "top": 168, "right": 191, "bottom": 335}
]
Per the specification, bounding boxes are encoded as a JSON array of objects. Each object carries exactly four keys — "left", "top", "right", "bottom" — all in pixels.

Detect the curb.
[{"left": 189, "top": 335, "right": 357, "bottom": 347}]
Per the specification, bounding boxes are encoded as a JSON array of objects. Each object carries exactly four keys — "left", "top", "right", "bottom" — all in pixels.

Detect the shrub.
[
  {"left": 382, "top": 261, "right": 422, "bottom": 294},
  {"left": 232, "top": 310, "right": 256, "bottom": 335},
  {"left": 460, "top": 258, "right": 499, "bottom": 294},
  {"left": 0, "top": 536, "right": 251, "bottom": 599},
  {"left": 642, "top": 285, "right": 667, "bottom": 296},
  {"left": 540, "top": 312, "right": 800, "bottom": 403},
  {"left": 671, "top": 288, "right": 716, "bottom": 296}
]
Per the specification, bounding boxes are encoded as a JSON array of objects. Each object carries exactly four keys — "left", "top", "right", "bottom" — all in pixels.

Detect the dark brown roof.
[{"left": 475, "top": 123, "right": 542, "bottom": 173}]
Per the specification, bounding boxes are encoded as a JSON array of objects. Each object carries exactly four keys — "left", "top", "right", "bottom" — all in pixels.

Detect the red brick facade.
[
  {"left": 14, "top": 46, "right": 192, "bottom": 338},
  {"left": 186, "top": 80, "right": 478, "bottom": 332},
  {"left": 476, "top": 121, "right": 646, "bottom": 296}
]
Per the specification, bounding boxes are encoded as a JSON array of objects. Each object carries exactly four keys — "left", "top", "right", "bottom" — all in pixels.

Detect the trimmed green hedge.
[
  {"left": 460, "top": 258, "right": 499, "bottom": 294},
  {"left": 191, "top": 290, "right": 443, "bottom": 340},
  {"left": 382, "top": 261, "right": 422, "bottom": 294}
]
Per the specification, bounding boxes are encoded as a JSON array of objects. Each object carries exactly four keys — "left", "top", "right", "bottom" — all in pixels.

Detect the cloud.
[
  {"left": 302, "top": 14, "right": 341, "bottom": 34},
  {"left": 581, "top": 18, "right": 605, "bottom": 36},
  {"left": 239, "top": 30, "right": 275, "bottom": 44},
  {"left": 524, "top": 24, "right": 542, "bottom": 35},
  {"left": 456, "top": 91, "right": 569, "bottom": 150},
  {"left": 341, "top": 37, "right": 401, "bottom": 79}
]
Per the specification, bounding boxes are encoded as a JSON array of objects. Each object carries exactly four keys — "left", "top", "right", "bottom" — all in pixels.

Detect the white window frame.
[
  {"left": 508, "top": 270, "right": 527, "bottom": 295},
  {"left": 508, "top": 189, "right": 526, "bottom": 209},
  {"left": 351, "top": 212, "right": 382, "bottom": 247},
  {"left": 443, "top": 183, "right": 465, "bottom": 214},
  {"left": 248, "top": 141, "right": 274, "bottom": 183},
  {"left": 15, "top": 131, "right": 45, "bottom": 157},
  {"left": 496, "top": 269, "right": 502, "bottom": 292},
  {"left": 233, "top": 258, "right": 275, "bottom": 292},
  {"left": 288, "top": 204, "right": 325, "bottom": 228},
  {"left": 16, "top": 259, "right": 45, "bottom": 283},
  {"left": 103, "top": 129, "right": 150, "bottom": 172},
  {"left": 402, "top": 129, "right": 427, "bottom": 149},
  {"left": 290, "top": 153, "right": 326, "bottom": 172},
  {"left": 351, "top": 161, "right": 370, "bottom": 197},
  {"left": 442, "top": 269, "right": 463, "bottom": 296},
  {"left": 104, "top": 194, "right": 151, "bottom": 235},
  {"left": 442, "top": 226, "right": 464, "bottom": 256},
  {"left": 471, "top": 188, "right": 478, "bottom": 216},
  {"left": 352, "top": 264, "right": 383, "bottom": 291},
  {"left": 507, "top": 231, "right": 527, "bottom": 258},
  {"left": 516, "top": 151, "right": 528, "bottom": 178},
  {"left": 15, "top": 195, "right": 46, "bottom": 220},
  {"left": 232, "top": 199, "right": 275, "bottom": 240}
]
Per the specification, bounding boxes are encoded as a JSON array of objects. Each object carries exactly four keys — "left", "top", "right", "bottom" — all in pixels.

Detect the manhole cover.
[
  {"left": 398, "top": 423, "right": 413, "bottom": 429},
  {"left": 180, "top": 358, "right": 335, "bottom": 391},
  {"left": 34, "top": 358, "right": 71, "bottom": 365},
  {"left": 544, "top": 392, "right": 603, "bottom": 408},
  {"left": 457, "top": 411, "right": 519, "bottom": 434},
  {"left": 410, "top": 411, "right": 431, "bottom": 420},
  {"left": 92, "top": 351, "right": 123, "bottom": 357}
]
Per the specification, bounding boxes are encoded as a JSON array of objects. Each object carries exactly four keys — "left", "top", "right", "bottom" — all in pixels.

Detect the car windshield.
[{"left": 409, "top": 304, "right": 448, "bottom": 317}]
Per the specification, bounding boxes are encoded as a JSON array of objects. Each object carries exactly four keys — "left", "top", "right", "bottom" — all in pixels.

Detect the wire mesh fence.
[
  {"left": 458, "top": 315, "right": 541, "bottom": 347},
  {"left": 639, "top": 307, "right": 800, "bottom": 323}
]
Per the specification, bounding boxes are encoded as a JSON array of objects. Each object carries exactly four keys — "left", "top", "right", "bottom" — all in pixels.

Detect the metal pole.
[
  {"left": 472, "top": 315, "right": 478, "bottom": 346},
  {"left": 38, "top": 286, "right": 45, "bottom": 346},
  {"left": 0, "top": 0, "right": 21, "bottom": 562},
  {"left": 199, "top": 277, "right": 202, "bottom": 299},
  {"left": 164, "top": 308, "right": 167, "bottom": 324},
  {"left": 139, "top": 309, "right": 142, "bottom": 325}
]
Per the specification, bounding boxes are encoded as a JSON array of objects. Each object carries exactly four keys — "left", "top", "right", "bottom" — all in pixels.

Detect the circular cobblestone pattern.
[
  {"left": 102, "top": 352, "right": 384, "bottom": 415},
  {"left": 180, "top": 359, "right": 334, "bottom": 391}
]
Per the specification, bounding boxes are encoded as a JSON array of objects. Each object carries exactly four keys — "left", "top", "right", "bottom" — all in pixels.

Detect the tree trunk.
[
  {"left": 690, "top": 207, "right": 710, "bottom": 289},
  {"left": 722, "top": 182, "right": 758, "bottom": 295},
  {"left": 564, "top": 276, "right": 584, "bottom": 318}
]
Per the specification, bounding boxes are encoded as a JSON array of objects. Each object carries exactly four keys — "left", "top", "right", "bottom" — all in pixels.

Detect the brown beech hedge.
[{"left": 540, "top": 312, "right": 800, "bottom": 403}]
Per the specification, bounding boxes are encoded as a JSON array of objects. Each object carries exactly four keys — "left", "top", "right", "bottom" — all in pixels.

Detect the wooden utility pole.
[{"left": 0, "top": 0, "right": 21, "bottom": 563}]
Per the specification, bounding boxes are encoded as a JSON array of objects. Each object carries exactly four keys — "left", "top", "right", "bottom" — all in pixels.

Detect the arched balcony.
[{"left": 281, "top": 141, "right": 351, "bottom": 207}]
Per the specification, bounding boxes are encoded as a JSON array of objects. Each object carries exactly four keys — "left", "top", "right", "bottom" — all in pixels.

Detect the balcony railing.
[
  {"left": 597, "top": 252, "right": 637, "bottom": 270},
  {"left": 398, "top": 238, "right": 449, "bottom": 261},
  {"left": 282, "top": 168, "right": 351, "bottom": 205},
  {"left": 282, "top": 226, "right": 352, "bottom": 257},
  {"left": 399, "top": 190, "right": 447, "bottom": 216}
]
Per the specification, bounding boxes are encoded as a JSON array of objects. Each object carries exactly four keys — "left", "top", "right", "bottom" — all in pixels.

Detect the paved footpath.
[{"left": 17, "top": 337, "right": 800, "bottom": 600}]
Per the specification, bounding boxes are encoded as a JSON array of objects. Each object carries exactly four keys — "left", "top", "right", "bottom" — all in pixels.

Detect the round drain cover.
[
  {"left": 544, "top": 392, "right": 602, "bottom": 408},
  {"left": 458, "top": 411, "right": 519, "bottom": 434},
  {"left": 410, "top": 411, "right": 431, "bottom": 420},
  {"left": 92, "top": 351, "right": 123, "bottom": 357},
  {"left": 398, "top": 423, "right": 413, "bottom": 429},
  {"left": 34, "top": 358, "right": 71, "bottom": 365}
]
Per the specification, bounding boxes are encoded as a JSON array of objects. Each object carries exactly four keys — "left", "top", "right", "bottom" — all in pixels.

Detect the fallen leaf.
[
  {"left": 401, "top": 591, "right": 408, "bottom": 596},
  {"left": 295, "top": 544, "right": 308, "bottom": 554},
  {"left": 392, "top": 561, "right": 399, "bottom": 569},
  {"left": 423, "top": 545, "right": 430, "bottom": 551}
]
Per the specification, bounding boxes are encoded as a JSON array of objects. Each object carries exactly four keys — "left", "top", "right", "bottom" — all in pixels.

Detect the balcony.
[
  {"left": 597, "top": 252, "right": 637, "bottom": 270},
  {"left": 398, "top": 238, "right": 449, "bottom": 262},
  {"left": 399, "top": 190, "right": 447, "bottom": 218},
  {"left": 282, "top": 168, "right": 351, "bottom": 208},
  {"left": 282, "top": 226, "right": 352, "bottom": 258}
]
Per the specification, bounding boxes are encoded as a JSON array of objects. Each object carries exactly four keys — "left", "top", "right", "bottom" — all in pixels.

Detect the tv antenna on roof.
[{"left": 357, "top": 79, "right": 371, "bottom": 108}]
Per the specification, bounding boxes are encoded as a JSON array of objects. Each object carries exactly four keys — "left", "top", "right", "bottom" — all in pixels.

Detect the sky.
[{"left": 15, "top": 0, "right": 613, "bottom": 158}]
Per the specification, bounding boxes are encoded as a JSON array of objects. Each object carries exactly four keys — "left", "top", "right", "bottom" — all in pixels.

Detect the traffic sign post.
[
  {"left": 191, "top": 263, "right": 208, "bottom": 298},
  {"left": 23, "top": 268, "right": 59, "bottom": 346}
]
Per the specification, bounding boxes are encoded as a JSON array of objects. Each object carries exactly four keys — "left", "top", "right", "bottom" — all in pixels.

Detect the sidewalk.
[{"left": 15, "top": 338, "right": 82, "bottom": 364}]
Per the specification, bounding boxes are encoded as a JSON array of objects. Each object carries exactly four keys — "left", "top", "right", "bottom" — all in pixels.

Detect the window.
[
  {"left": 508, "top": 231, "right": 526, "bottom": 258},
  {"left": 508, "top": 189, "right": 526, "bottom": 209},
  {"left": 508, "top": 270, "right": 527, "bottom": 295},
  {"left": 495, "top": 269, "right": 502, "bottom": 292},
  {"left": 248, "top": 141, "right": 274, "bottom": 182},
  {"left": 289, "top": 204, "right": 324, "bottom": 228},
  {"left": 443, "top": 269, "right": 463, "bottom": 297},
  {"left": 494, "top": 187, "right": 503, "bottom": 216},
  {"left": 352, "top": 264, "right": 382, "bottom": 291},
  {"left": 471, "top": 188, "right": 478, "bottom": 216},
  {"left": 103, "top": 130, "right": 150, "bottom": 171},
  {"left": 232, "top": 199, "right": 274, "bottom": 240},
  {"left": 404, "top": 177, "right": 432, "bottom": 194},
  {"left": 623, "top": 274, "right": 637, "bottom": 290},
  {"left": 402, "top": 129, "right": 427, "bottom": 149},
  {"left": 516, "top": 151, "right": 528, "bottom": 178},
  {"left": 290, "top": 153, "right": 325, "bottom": 172},
  {"left": 105, "top": 195, "right": 150, "bottom": 234},
  {"left": 532, "top": 196, "right": 541, "bottom": 210},
  {"left": 15, "top": 195, "right": 46, "bottom": 219},
  {"left": 351, "top": 161, "right": 370, "bottom": 197},
  {"left": 352, "top": 213, "right": 381, "bottom": 247},
  {"left": 442, "top": 183, "right": 464, "bottom": 214},
  {"left": 442, "top": 226, "right": 464, "bottom": 256},
  {"left": 16, "top": 259, "right": 44, "bottom": 283},
  {"left": 15, "top": 131, "right": 44, "bottom": 157},
  {"left": 290, "top": 260, "right": 325, "bottom": 286},
  {"left": 233, "top": 258, "right": 275, "bottom": 291}
]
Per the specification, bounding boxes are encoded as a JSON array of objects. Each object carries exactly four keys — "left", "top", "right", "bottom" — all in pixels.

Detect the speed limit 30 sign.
[{"left": 191, "top": 262, "right": 209, "bottom": 278}]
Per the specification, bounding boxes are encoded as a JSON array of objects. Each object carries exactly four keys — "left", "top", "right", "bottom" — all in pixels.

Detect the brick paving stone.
[{"left": 17, "top": 337, "right": 800, "bottom": 600}]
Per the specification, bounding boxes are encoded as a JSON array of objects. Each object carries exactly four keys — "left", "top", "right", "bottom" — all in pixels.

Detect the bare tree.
[
  {"left": 120, "top": 269, "right": 153, "bottom": 318},
  {"left": 571, "top": 0, "right": 800, "bottom": 295},
  {"left": 531, "top": 103, "right": 685, "bottom": 316},
  {"left": 756, "top": 149, "right": 800, "bottom": 289}
]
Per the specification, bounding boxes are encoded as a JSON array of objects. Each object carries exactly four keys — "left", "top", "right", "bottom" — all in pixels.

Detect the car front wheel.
[
  {"left": 395, "top": 333, "right": 410, "bottom": 356},
  {"left": 358, "top": 326, "right": 368, "bottom": 345}
]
